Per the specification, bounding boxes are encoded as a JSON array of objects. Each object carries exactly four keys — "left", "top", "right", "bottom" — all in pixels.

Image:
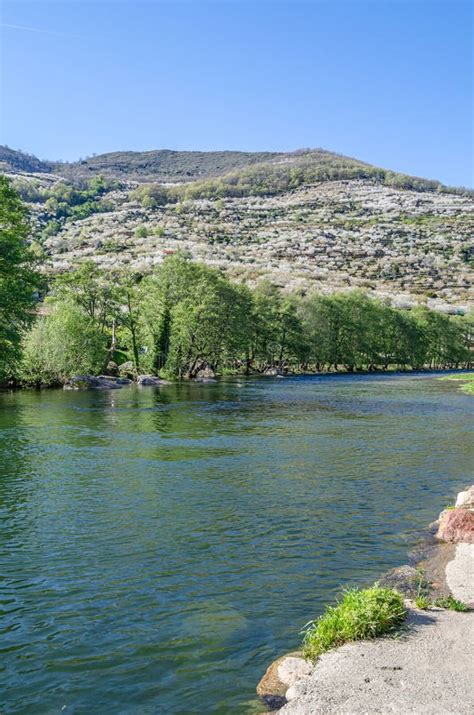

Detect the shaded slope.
[{"left": 0, "top": 146, "right": 52, "bottom": 174}]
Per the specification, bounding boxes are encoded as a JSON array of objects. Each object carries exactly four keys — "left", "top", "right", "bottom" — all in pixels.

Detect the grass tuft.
[
  {"left": 302, "top": 585, "right": 406, "bottom": 661},
  {"left": 415, "top": 595, "right": 431, "bottom": 610},
  {"left": 434, "top": 596, "right": 469, "bottom": 612}
]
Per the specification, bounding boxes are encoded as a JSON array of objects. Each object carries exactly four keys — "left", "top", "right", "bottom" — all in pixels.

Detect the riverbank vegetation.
[
  {"left": 439, "top": 373, "right": 474, "bottom": 395},
  {"left": 416, "top": 594, "right": 469, "bottom": 612},
  {"left": 302, "top": 586, "right": 406, "bottom": 661},
  {"left": 1, "top": 178, "right": 472, "bottom": 387},
  {"left": 16, "top": 254, "right": 473, "bottom": 386}
]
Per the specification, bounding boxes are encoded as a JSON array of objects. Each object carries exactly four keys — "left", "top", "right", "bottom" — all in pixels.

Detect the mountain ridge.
[{"left": 1, "top": 145, "right": 470, "bottom": 194}]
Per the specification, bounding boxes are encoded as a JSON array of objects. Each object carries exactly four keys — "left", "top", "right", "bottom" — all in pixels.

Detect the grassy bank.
[
  {"left": 439, "top": 372, "right": 474, "bottom": 394},
  {"left": 302, "top": 586, "right": 406, "bottom": 661}
]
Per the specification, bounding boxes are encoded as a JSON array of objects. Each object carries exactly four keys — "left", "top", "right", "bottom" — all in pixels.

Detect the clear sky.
[{"left": 1, "top": 0, "right": 472, "bottom": 186}]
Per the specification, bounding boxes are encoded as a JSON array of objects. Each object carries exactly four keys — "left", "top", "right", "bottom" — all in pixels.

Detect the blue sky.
[{"left": 1, "top": 0, "right": 472, "bottom": 186}]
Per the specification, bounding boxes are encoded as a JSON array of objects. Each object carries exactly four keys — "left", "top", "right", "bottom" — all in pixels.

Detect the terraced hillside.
[{"left": 3, "top": 147, "right": 473, "bottom": 310}]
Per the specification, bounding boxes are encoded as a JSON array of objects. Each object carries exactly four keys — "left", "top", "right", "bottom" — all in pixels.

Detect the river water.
[{"left": 0, "top": 373, "right": 472, "bottom": 714}]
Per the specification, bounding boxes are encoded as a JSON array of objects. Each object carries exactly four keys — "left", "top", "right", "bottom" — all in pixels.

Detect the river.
[{"left": 0, "top": 373, "right": 472, "bottom": 713}]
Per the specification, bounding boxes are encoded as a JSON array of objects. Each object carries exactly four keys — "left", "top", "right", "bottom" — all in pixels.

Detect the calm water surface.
[{"left": 0, "top": 374, "right": 472, "bottom": 714}]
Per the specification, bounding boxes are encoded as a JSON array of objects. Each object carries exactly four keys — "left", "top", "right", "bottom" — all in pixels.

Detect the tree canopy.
[{"left": 0, "top": 176, "right": 44, "bottom": 381}]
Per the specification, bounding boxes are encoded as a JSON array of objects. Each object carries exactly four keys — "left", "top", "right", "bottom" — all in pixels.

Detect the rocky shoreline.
[
  {"left": 256, "top": 485, "right": 474, "bottom": 713},
  {"left": 63, "top": 374, "right": 170, "bottom": 390},
  {"left": 2, "top": 367, "right": 471, "bottom": 393}
]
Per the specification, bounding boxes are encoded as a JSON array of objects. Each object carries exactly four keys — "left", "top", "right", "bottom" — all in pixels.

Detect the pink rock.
[{"left": 437, "top": 508, "right": 474, "bottom": 544}]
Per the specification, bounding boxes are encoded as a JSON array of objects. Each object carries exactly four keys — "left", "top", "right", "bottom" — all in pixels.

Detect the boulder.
[
  {"left": 378, "top": 565, "right": 421, "bottom": 598},
  {"left": 194, "top": 365, "right": 216, "bottom": 382},
  {"left": 98, "top": 375, "right": 132, "bottom": 385},
  {"left": 264, "top": 366, "right": 289, "bottom": 376},
  {"left": 64, "top": 375, "right": 131, "bottom": 390},
  {"left": 137, "top": 374, "right": 164, "bottom": 386},
  {"left": 437, "top": 508, "right": 474, "bottom": 544},
  {"left": 277, "top": 656, "right": 313, "bottom": 687},
  {"left": 285, "top": 683, "right": 302, "bottom": 702},
  {"left": 119, "top": 361, "right": 136, "bottom": 378},
  {"left": 257, "top": 652, "right": 306, "bottom": 710},
  {"left": 455, "top": 486, "right": 474, "bottom": 511},
  {"left": 105, "top": 360, "right": 119, "bottom": 376},
  {"left": 264, "top": 367, "right": 281, "bottom": 376}
]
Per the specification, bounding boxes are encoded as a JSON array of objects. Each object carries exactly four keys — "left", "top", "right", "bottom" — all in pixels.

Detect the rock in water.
[
  {"left": 64, "top": 375, "right": 131, "bottom": 390},
  {"left": 257, "top": 654, "right": 292, "bottom": 706},
  {"left": 257, "top": 652, "right": 312, "bottom": 710},
  {"left": 264, "top": 367, "right": 284, "bottom": 376},
  {"left": 437, "top": 508, "right": 474, "bottom": 544},
  {"left": 194, "top": 365, "right": 216, "bottom": 381},
  {"left": 137, "top": 375, "right": 164, "bottom": 386}
]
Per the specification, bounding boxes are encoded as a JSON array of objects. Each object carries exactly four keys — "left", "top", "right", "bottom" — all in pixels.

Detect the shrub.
[
  {"left": 135, "top": 225, "right": 148, "bottom": 238},
  {"left": 41, "top": 219, "right": 62, "bottom": 237},
  {"left": 302, "top": 586, "right": 406, "bottom": 661},
  {"left": 132, "top": 184, "right": 170, "bottom": 208}
]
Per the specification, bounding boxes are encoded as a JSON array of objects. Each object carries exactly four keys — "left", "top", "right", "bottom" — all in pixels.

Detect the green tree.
[
  {"left": 140, "top": 254, "right": 201, "bottom": 371},
  {"left": 299, "top": 293, "right": 347, "bottom": 370},
  {"left": 114, "top": 274, "right": 143, "bottom": 371},
  {"left": 166, "top": 265, "right": 252, "bottom": 378},
  {"left": 54, "top": 260, "right": 115, "bottom": 331},
  {"left": 251, "top": 282, "right": 306, "bottom": 370},
  {"left": 21, "top": 301, "right": 108, "bottom": 385},
  {"left": 412, "top": 307, "right": 469, "bottom": 368},
  {"left": 0, "top": 176, "right": 44, "bottom": 381}
]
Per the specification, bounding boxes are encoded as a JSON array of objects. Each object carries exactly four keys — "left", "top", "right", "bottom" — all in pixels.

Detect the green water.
[{"left": 0, "top": 374, "right": 472, "bottom": 714}]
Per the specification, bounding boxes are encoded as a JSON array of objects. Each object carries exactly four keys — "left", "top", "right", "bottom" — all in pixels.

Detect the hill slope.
[
  {"left": 55, "top": 149, "right": 284, "bottom": 182},
  {"left": 0, "top": 146, "right": 52, "bottom": 174},
  {"left": 2, "top": 146, "right": 473, "bottom": 309},
  {"left": 0, "top": 146, "right": 284, "bottom": 182}
]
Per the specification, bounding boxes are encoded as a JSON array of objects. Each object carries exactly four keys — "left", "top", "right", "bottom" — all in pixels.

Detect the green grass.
[
  {"left": 434, "top": 596, "right": 469, "bottom": 612},
  {"left": 415, "top": 595, "right": 431, "bottom": 610},
  {"left": 302, "top": 586, "right": 407, "bottom": 661},
  {"left": 439, "top": 373, "right": 474, "bottom": 395},
  {"left": 415, "top": 594, "right": 469, "bottom": 612},
  {"left": 439, "top": 372, "right": 474, "bottom": 381}
]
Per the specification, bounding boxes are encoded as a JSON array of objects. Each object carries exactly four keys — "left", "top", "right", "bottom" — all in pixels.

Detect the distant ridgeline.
[{"left": 1, "top": 145, "right": 472, "bottom": 196}]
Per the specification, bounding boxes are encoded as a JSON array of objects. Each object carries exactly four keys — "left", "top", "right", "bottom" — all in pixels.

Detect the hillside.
[
  {"left": 2, "top": 146, "right": 473, "bottom": 310},
  {"left": 55, "top": 149, "right": 283, "bottom": 182},
  {"left": 0, "top": 146, "right": 283, "bottom": 182},
  {"left": 0, "top": 146, "right": 52, "bottom": 174}
]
